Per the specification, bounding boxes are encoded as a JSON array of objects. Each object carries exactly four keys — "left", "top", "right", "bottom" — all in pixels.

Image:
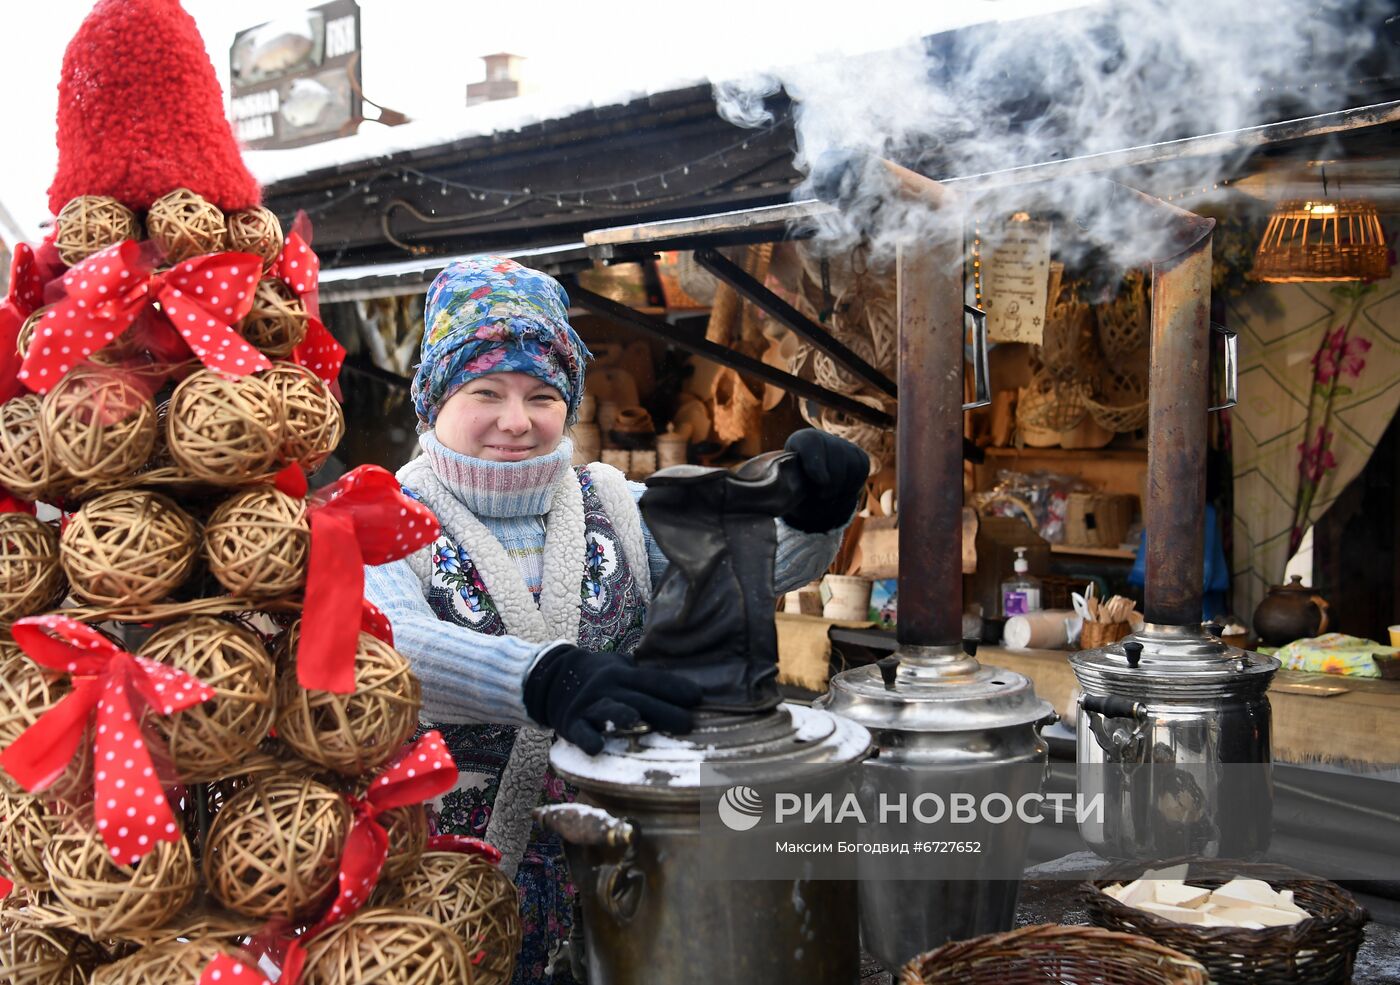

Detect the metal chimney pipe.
[
  {"left": 888, "top": 161, "right": 964, "bottom": 649},
  {"left": 1144, "top": 237, "right": 1214, "bottom": 626}
]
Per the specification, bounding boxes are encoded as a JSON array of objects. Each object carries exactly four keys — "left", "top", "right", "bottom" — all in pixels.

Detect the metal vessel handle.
[
  {"left": 1081, "top": 694, "right": 1145, "bottom": 720},
  {"left": 535, "top": 803, "right": 645, "bottom": 924},
  {"left": 1209, "top": 322, "right": 1238, "bottom": 412},
  {"left": 963, "top": 304, "right": 991, "bottom": 411}
]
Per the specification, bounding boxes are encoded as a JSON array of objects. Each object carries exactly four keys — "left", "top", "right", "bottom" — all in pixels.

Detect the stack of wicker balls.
[
  {"left": 60, "top": 491, "right": 199, "bottom": 607},
  {"left": 40, "top": 366, "right": 157, "bottom": 482},
  {"left": 145, "top": 188, "right": 226, "bottom": 264},
  {"left": 274, "top": 621, "right": 421, "bottom": 777},
  {"left": 201, "top": 773, "right": 351, "bottom": 921},
  {"left": 261, "top": 361, "right": 344, "bottom": 472},
  {"left": 53, "top": 195, "right": 142, "bottom": 266},
  {"left": 90, "top": 938, "right": 253, "bottom": 985},
  {"left": 300, "top": 907, "right": 474, "bottom": 985},
  {"left": 0, "top": 394, "right": 68, "bottom": 501},
  {"left": 396, "top": 849, "right": 523, "bottom": 985},
  {"left": 166, "top": 370, "right": 284, "bottom": 484},
  {"left": 0, "top": 643, "right": 93, "bottom": 803},
  {"left": 204, "top": 486, "right": 308, "bottom": 600},
  {"left": 0, "top": 511, "right": 65, "bottom": 622},
  {"left": 138, "top": 617, "right": 277, "bottom": 782},
  {"left": 0, "top": 922, "right": 105, "bottom": 985},
  {"left": 43, "top": 807, "right": 198, "bottom": 940}
]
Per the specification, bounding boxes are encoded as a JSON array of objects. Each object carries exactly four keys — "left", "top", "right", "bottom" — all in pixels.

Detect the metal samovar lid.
[
  {"left": 1069, "top": 623, "right": 1279, "bottom": 695},
  {"left": 817, "top": 643, "right": 1054, "bottom": 737},
  {"left": 549, "top": 704, "right": 870, "bottom": 803}
]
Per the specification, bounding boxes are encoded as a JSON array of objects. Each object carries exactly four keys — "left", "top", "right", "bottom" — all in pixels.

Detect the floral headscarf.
[{"left": 411, "top": 256, "right": 590, "bottom": 430}]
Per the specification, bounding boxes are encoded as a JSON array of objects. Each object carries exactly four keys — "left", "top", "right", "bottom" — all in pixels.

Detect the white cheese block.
[
  {"left": 1154, "top": 882, "right": 1212, "bottom": 908},
  {"left": 1102, "top": 883, "right": 1125, "bottom": 900},
  {"left": 1209, "top": 905, "right": 1305, "bottom": 927},
  {"left": 1211, "top": 877, "right": 1285, "bottom": 908},
  {"left": 1117, "top": 879, "right": 1155, "bottom": 907},
  {"left": 1137, "top": 901, "right": 1215, "bottom": 924}
]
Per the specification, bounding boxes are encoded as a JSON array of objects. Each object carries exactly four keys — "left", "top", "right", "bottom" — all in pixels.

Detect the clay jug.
[{"left": 1252, "top": 575, "right": 1330, "bottom": 646}]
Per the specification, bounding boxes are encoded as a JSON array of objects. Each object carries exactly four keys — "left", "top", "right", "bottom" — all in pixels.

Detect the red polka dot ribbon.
[
  {"left": 199, "top": 954, "right": 272, "bottom": 985},
  {"left": 297, "top": 465, "right": 439, "bottom": 693},
  {"left": 272, "top": 229, "right": 344, "bottom": 396},
  {"left": 0, "top": 615, "right": 214, "bottom": 865},
  {"left": 306, "top": 731, "right": 456, "bottom": 938},
  {"left": 17, "top": 242, "right": 155, "bottom": 394},
  {"left": 426, "top": 833, "right": 504, "bottom": 864},
  {"left": 0, "top": 243, "right": 49, "bottom": 402},
  {"left": 272, "top": 231, "right": 320, "bottom": 298},
  {"left": 152, "top": 251, "right": 270, "bottom": 378},
  {"left": 291, "top": 314, "right": 345, "bottom": 396}
]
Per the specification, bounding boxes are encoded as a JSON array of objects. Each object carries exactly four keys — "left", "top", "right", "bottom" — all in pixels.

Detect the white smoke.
[{"left": 715, "top": 0, "right": 1392, "bottom": 266}]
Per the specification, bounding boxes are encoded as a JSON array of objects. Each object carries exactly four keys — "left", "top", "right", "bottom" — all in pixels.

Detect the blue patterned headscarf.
[{"left": 411, "top": 256, "right": 590, "bottom": 430}]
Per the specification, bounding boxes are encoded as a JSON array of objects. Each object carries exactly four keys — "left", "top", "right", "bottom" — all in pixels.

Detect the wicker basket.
[
  {"left": 900, "top": 923, "right": 1207, "bottom": 985},
  {"left": 1085, "top": 366, "right": 1149, "bottom": 434},
  {"left": 1080, "top": 858, "right": 1369, "bottom": 985},
  {"left": 1018, "top": 371, "right": 1090, "bottom": 433},
  {"left": 1064, "top": 491, "right": 1135, "bottom": 548},
  {"left": 1097, "top": 271, "right": 1150, "bottom": 359}
]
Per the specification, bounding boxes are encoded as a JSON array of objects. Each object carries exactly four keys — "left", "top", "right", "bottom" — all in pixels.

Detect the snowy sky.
[{"left": 0, "top": 0, "right": 1088, "bottom": 242}]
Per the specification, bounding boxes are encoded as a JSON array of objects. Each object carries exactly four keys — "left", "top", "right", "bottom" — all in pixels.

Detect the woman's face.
[{"left": 435, "top": 372, "right": 568, "bottom": 462}]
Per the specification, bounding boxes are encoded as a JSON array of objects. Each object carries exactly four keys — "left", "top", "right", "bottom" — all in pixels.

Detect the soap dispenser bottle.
[{"left": 1001, "top": 547, "right": 1042, "bottom": 617}]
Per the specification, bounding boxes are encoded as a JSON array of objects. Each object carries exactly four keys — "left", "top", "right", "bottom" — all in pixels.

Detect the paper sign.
[{"left": 983, "top": 220, "right": 1052, "bottom": 344}]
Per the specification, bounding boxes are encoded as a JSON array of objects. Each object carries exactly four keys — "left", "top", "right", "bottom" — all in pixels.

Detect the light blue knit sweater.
[{"left": 364, "top": 432, "right": 846, "bottom": 727}]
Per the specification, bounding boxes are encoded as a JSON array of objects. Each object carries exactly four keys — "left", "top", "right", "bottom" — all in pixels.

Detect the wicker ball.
[
  {"left": 398, "top": 851, "right": 521, "bottom": 985},
  {"left": 89, "top": 937, "right": 247, "bottom": 985},
  {"left": 203, "top": 487, "right": 308, "bottom": 600},
  {"left": 60, "top": 491, "right": 199, "bottom": 607},
  {"left": 263, "top": 362, "right": 344, "bottom": 471},
  {"left": 54, "top": 196, "right": 142, "bottom": 267},
  {"left": 137, "top": 618, "right": 276, "bottom": 783},
  {"left": 166, "top": 371, "right": 283, "bottom": 483},
  {"left": 300, "top": 907, "right": 473, "bottom": 985},
  {"left": 0, "top": 925, "right": 99, "bottom": 985},
  {"left": 40, "top": 367, "right": 157, "bottom": 482},
  {"left": 44, "top": 811, "right": 197, "bottom": 940},
  {"left": 202, "top": 774, "right": 351, "bottom": 921},
  {"left": 225, "top": 206, "right": 285, "bottom": 271},
  {"left": 146, "top": 188, "right": 226, "bottom": 265},
  {"left": 380, "top": 804, "right": 428, "bottom": 883},
  {"left": 15, "top": 306, "right": 50, "bottom": 359},
  {"left": 241, "top": 279, "right": 308, "bottom": 358},
  {"left": 0, "top": 394, "right": 69, "bottom": 501},
  {"left": 275, "top": 623, "right": 421, "bottom": 778},
  {"left": 0, "top": 644, "right": 92, "bottom": 802},
  {"left": 0, "top": 513, "right": 65, "bottom": 623},
  {"left": 0, "top": 789, "right": 70, "bottom": 891}
]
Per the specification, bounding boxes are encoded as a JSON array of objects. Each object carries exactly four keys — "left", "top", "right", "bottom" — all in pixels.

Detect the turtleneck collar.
[{"left": 419, "top": 431, "right": 573, "bottom": 518}]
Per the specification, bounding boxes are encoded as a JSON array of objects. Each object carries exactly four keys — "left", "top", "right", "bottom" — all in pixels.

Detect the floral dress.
[{"left": 415, "top": 467, "right": 647, "bottom": 984}]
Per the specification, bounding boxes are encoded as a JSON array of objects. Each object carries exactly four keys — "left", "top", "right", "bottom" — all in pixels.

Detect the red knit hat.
[{"left": 46, "top": 0, "right": 261, "bottom": 216}]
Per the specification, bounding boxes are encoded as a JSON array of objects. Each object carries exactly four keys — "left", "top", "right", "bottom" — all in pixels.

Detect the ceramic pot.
[{"left": 1253, "top": 575, "right": 1329, "bottom": 646}]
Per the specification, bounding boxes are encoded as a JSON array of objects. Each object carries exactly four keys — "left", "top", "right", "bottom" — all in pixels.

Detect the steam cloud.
[{"left": 714, "top": 0, "right": 1391, "bottom": 266}]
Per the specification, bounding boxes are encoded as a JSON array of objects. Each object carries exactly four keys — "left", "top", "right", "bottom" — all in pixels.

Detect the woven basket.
[
  {"left": 1064, "top": 491, "right": 1135, "bottom": 548},
  {"left": 1081, "top": 858, "right": 1368, "bottom": 985},
  {"left": 1085, "top": 366, "right": 1149, "bottom": 433},
  {"left": 901, "top": 923, "right": 1207, "bottom": 985},
  {"left": 1041, "top": 292, "right": 1103, "bottom": 386},
  {"left": 1097, "top": 271, "right": 1150, "bottom": 359},
  {"left": 1017, "top": 371, "right": 1090, "bottom": 433}
]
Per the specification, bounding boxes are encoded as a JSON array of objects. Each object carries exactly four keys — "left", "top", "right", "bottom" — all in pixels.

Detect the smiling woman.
[{"left": 433, "top": 373, "right": 567, "bottom": 462}]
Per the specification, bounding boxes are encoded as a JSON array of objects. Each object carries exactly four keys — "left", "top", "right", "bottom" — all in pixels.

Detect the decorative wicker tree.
[{"left": 0, "top": 3, "right": 521, "bottom": 982}]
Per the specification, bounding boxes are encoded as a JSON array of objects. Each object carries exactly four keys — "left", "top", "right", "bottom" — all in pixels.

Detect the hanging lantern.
[{"left": 1253, "top": 199, "right": 1391, "bottom": 283}]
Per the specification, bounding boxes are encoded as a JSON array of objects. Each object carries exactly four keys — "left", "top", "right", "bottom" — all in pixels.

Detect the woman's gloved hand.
[
  {"left": 782, "top": 428, "right": 870, "bottom": 533},
  {"left": 524, "top": 645, "right": 704, "bottom": 754}
]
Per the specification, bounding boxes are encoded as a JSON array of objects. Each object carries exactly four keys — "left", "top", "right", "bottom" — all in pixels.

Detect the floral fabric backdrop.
[{"left": 1229, "top": 276, "right": 1400, "bottom": 622}]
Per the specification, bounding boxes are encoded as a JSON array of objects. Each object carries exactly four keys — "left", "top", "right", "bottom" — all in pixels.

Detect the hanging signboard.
[
  {"left": 982, "top": 219, "right": 1052, "bottom": 345},
  {"left": 229, "top": 0, "right": 362, "bottom": 150}
]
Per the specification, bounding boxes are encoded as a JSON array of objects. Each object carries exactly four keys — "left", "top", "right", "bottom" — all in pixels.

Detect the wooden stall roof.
[{"left": 318, "top": 242, "right": 592, "bottom": 303}]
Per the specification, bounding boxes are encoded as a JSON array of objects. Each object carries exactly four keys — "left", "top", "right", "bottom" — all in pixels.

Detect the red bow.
[
  {"left": 270, "top": 225, "right": 343, "bottom": 394},
  {"left": 17, "top": 242, "right": 154, "bottom": 394},
  {"left": 256, "top": 732, "right": 455, "bottom": 985},
  {"left": 0, "top": 615, "right": 214, "bottom": 865},
  {"left": 427, "top": 833, "right": 504, "bottom": 864},
  {"left": 16, "top": 243, "right": 274, "bottom": 393},
  {"left": 199, "top": 954, "right": 272, "bottom": 985},
  {"left": 294, "top": 465, "right": 438, "bottom": 693},
  {"left": 0, "top": 244, "right": 49, "bottom": 402},
  {"left": 153, "top": 251, "right": 271, "bottom": 376}
]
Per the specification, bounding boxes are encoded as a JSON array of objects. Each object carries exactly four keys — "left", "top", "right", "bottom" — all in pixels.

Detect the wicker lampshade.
[{"left": 1253, "top": 199, "right": 1391, "bottom": 283}]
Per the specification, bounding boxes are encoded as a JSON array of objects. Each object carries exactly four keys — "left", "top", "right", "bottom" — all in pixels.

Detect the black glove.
[
  {"left": 524, "top": 645, "right": 704, "bottom": 754},
  {"left": 781, "top": 429, "right": 870, "bottom": 533}
]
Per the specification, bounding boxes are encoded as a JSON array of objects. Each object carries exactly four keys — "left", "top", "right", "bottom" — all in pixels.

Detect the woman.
[{"left": 365, "top": 256, "right": 868, "bottom": 983}]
